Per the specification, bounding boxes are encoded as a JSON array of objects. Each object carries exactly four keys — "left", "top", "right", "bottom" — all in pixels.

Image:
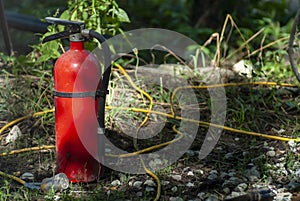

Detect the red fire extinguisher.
[{"left": 42, "top": 17, "right": 110, "bottom": 182}]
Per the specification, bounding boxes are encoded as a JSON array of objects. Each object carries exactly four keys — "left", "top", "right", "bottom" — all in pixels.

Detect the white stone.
[
  {"left": 111, "top": 179, "right": 121, "bottom": 186},
  {"left": 161, "top": 180, "right": 170, "bottom": 185},
  {"left": 169, "top": 196, "right": 184, "bottom": 201},
  {"left": 144, "top": 179, "right": 156, "bottom": 187},
  {"left": 187, "top": 171, "right": 194, "bottom": 176},
  {"left": 225, "top": 153, "right": 233, "bottom": 159},
  {"left": 197, "top": 192, "right": 206, "bottom": 199},
  {"left": 145, "top": 187, "right": 155, "bottom": 192},
  {"left": 183, "top": 167, "right": 191, "bottom": 172},
  {"left": 20, "top": 172, "right": 34, "bottom": 181},
  {"left": 171, "top": 174, "right": 182, "bottom": 181},
  {"left": 133, "top": 181, "right": 143, "bottom": 189},
  {"left": 171, "top": 186, "right": 178, "bottom": 192},
  {"left": 235, "top": 183, "right": 248, "bottom": 192},
  {"left": 208, "top": 173, "right": 218, "bottom": 180},
  {"left": 223, "top": 187, "right": 230, "bottom": 194},
  {"left": 233, "top": 60, "right": 253, "bottom": 78},
  {"left": 205, "top": 194, "right": 219, "bottom": 201},
  {"left": 196, "top": 169, "right": 204, "bottom": 175},
  {"left": 266, "top": 150, "right": 276, "bottom": 157},
  {"left": 5, "top": 125, "right": 22, "bottom": 144},
  {"left": 186, "top": 182, "right": 195, "bottom": 187}
]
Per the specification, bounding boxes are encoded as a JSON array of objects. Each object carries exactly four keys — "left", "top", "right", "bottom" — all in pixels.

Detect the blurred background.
[{"left": 1, "top": 0, "right": 299, "bottom": 55}]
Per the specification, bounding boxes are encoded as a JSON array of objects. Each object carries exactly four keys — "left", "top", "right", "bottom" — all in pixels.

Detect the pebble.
[
  {"left": 111, "top": 179, "right": 121, "bottom": 186},
  {"left": 53, "top": 195, "right": 61, "bottom": 201},
  {"left": 223, "top": 187, "right": 230, "bottom": 194},
  {"left": 205, "top": 194, "right": 219, "bottom": 201},
  {"left": 5, "top": 125, "right": 22, "bottom": 144},
  {"left": 275, "top": 192, "right": 292, "bottom": 201},
  {"left": 220, "top": 172, "right": 228, "bottom": 179},
  {"left": 244, "top": 166, "right": 260, "bottom": 182},
  {"left": 197, "top": 192, "right": 206, "bottom": 199},
  {"left": 235, "top": 183, "right": 248, "bottom": 192},
  {"left": 196, "top": 169, "right": 204, "bottom": 175},
  {"left": 133, "top": 181, "right": 143, "bottom": 189},
  {"left": 288, "top": 140, "right": 297, "bottom": 152},
  {"left": 171, "top": 174, "right": 182, "bottom": 181},
  {"left": 287, "top": 178, "right": 300, "bottom": 190},
  {"left": 186, "top": 182, "right": 194, "bottom": 187},
  {"left": 161, "top": 180, "right": 170, "bottom": 186},
  {"left": 227, "top": 191, "right": 247, "bottom": 200},
  {"left": 266, "top": 150, "right": 276, "bottom": 157},
  {"left": 171, "top": 186, "right": 178, "bottom": 192},
  {"left": 20, "top": 172, "right": 34, "bottom": 181},
  {"left": 228, "top": 171, "right": 236, "bottom": 177},
  {"left": 187, "top": 171, "right": 194, "bottom": 176},
  {"left": 169, "top": 197, "right": 184, "bottom": 201},
  {"left": 225, "top": 153, "right": 233, "bottom": 159},
  {"left": 136, "top": 191, "right": 143, "bottom": 197},
  {"left": 144, "top": 179, "right": 156, "bottom": 187},
  {"left": 222, "top": 177, "right": 243, "bottom": 188},
  {"left": 186, "top": 150, "right": 196, "bottom": 156},
  {"left": 145, "top": 186, "right": 155, "bottom": 192},
  {"left": 208, "top": 173, "right": 218, "bottom": 180},
  {"left": 182, "top": 167, "right": 191, "bottom": 172}
]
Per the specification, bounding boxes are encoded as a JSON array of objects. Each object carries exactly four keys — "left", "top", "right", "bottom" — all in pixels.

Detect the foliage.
[
  {"left": 61, "top": 0, "right": 130, "bottom": 36},
  {"left": 5, "top": 0, "right": 131, "bottom": 72}
]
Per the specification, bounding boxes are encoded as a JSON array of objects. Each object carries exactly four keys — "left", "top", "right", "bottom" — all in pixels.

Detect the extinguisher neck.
[{"left": 70, "top": 41, "right": 84, "bottom": 51}]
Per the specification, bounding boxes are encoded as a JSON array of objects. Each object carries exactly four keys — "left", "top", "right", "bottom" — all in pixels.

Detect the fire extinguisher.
[{"left": 42, "top": 17, "right": 110, "bottom": 182}]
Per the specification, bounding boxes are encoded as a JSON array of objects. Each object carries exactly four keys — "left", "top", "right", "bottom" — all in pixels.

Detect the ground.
[{"left": 0, "top": 65, "right": 299, "bottom": 201}]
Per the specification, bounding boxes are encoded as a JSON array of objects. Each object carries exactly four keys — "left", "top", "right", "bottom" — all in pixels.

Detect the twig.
[{"left": 288, "top": 7, "right": 300, "bottom": 83}]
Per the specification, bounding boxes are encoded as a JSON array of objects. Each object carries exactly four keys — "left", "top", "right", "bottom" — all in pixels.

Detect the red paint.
[{"left": 54, "top": 41, "right": 101, "bottom": 182}]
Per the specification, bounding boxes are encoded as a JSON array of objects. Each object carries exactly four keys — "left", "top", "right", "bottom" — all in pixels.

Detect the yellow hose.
[
  {"left": 113, "top": 62, "right": 153, "bottom": 127},
  {"left": 0, "top": 145, "right": 55, "bottom": 157},
  {"left": 113, "top": 62, "right": 160, "bottom": 199},
  {"left": 105, "top": 105, "right": 300, "bottom": 142},
  {"left": 0, "top": 109, "right": 54, "bottom": 139},
  {"left": 0, "top": 170, "right": 25, "bottom": 185}
]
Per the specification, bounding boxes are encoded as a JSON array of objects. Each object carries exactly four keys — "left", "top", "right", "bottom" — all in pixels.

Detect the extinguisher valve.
[{"left": 42, "top": 17, "right": 85, "bottom": 43}]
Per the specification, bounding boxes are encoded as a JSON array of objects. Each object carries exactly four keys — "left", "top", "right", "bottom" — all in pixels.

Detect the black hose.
[
  {"left": 5, "top": 11, "right": 49, "bottom": 33},
  {"left": 89, "top": 30, "right": 111, "bottom": 163}
]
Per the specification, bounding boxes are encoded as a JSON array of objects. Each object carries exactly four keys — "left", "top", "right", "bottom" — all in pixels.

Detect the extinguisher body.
[{"left": 54, "top": 41, "right": 101, "bottom": 182}]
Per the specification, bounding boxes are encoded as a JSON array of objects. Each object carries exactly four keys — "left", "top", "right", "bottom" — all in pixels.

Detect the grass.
[{"left": 0, "top": 14, "right": 300, "bottom": 200}]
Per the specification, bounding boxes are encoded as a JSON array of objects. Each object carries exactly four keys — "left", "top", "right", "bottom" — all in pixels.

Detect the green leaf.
[
  {"left": 115, "top": 8, "right": 130, "bottom": 23},
  {"left": 82, "top": 11, "right": 88, "bottom": 20}
]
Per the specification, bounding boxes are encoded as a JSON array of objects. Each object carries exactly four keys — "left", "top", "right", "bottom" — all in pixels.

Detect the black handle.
[
  {"left": 45, "top": 17, "right": 84, "bottom": 27},
  {"left": 42, "top": 17, "right": 85, "bottom": 43},
  {"left": 42, "top": 30, "right": 70, "bottom": 43}
]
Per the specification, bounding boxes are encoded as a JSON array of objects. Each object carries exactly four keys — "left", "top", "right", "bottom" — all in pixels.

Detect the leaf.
[
  {"left": 115, "top": 8, "right": 130, "bottom": 23},
  {"left": 82, "top": 11, "right": 88, "bottom": 20}
]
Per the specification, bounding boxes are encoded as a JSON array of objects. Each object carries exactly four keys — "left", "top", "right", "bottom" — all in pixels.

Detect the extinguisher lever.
[
  {"left": 45, "top": 17, "right": 84, "bottom": 33},
  {"left": 42, "top": 17, "right": 85, "bottom": 43},
  {"left": 42, "top": 30, "right": 70, "bottom": 43},
  {"left": 45, "top": 17, "right": 84, "bottom": 27}
]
